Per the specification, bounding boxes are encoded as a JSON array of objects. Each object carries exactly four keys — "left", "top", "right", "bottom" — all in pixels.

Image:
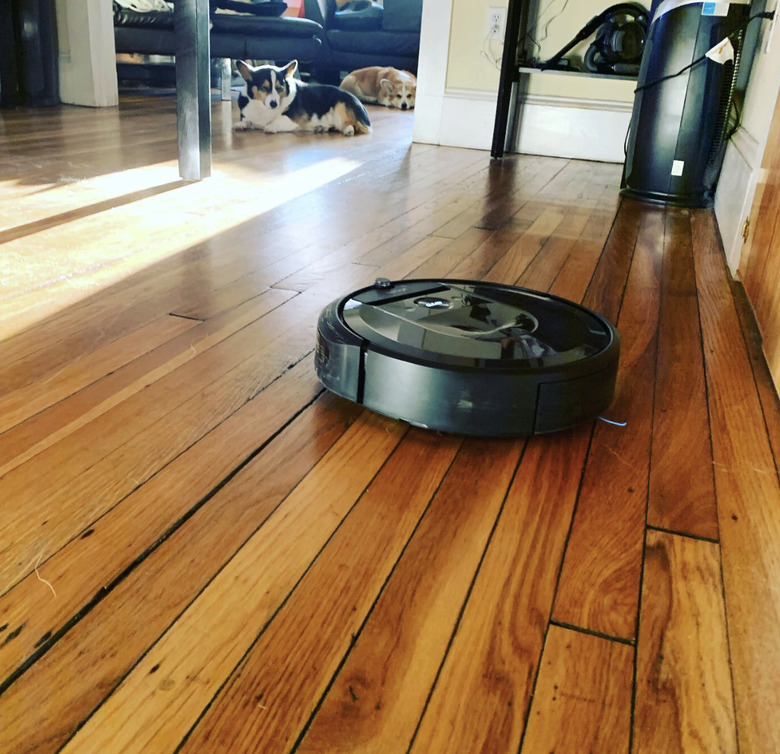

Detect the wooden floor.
[{"left": 1, "top": 93, "right": 779, "bottom": 753}]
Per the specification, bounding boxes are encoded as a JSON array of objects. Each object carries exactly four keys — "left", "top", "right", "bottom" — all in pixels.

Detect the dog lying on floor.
[
  {"left": 339, "top": 66, "right": 416, "bottom": 110},
  {"left": 235, "top": 60, "right": 371, "bottom": 136}
]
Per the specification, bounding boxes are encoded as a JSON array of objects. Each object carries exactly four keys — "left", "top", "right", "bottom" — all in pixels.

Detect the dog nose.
[
  {"left": 269, "top": 101, "right": 277, "bottom": 109},
  {"left": 401, "top": 103, "right": 408, "bottom": 110}
]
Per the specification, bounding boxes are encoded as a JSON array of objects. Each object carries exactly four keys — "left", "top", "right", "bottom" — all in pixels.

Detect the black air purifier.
[
  {"left": 315, "top": 279, "right": 620, "bottom": 437},
  {"left": 621, "top": 0, "right": 751, "bottom": 206}
]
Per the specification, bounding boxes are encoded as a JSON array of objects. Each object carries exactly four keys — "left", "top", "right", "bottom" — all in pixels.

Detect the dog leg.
[
  {"left": 263, "top": 115, "right": 299, "bottom": 133},
  {"left": 234, "top": 119, "right": 269, "bottom": 131}
]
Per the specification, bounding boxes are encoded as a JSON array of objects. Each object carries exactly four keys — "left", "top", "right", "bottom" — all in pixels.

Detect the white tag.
[
  {"left": 671, "top": 160, "right": 684, "bottom": 177},
  {"left": 702, "top": 2, "right": 730, "bottom": 16},
  {"left": 706, "top": 37, "right": 735, "bottom": 64}
]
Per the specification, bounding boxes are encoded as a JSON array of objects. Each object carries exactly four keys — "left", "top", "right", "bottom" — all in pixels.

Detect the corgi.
[
  {"left": 234, "top": 60, "right": 371, "bottom": 136},
  {"left": 340, "top": 66, "right": 416, "bottom": 110}
]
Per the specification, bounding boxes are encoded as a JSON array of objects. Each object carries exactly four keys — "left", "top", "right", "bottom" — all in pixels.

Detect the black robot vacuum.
[{"left": 315, "top": 279, "right": 620, "bottom": 436}]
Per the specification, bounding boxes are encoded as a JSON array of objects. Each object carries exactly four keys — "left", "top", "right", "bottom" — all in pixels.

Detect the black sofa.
[
  {"left": 302, "top": 0, "right": 421, "bottom": 82},
  {"left": 113, "top": 0, "right": 422, "bottom": 90},
  {"left": 114, "top": 0, "right": 324, "bottom": 88}
]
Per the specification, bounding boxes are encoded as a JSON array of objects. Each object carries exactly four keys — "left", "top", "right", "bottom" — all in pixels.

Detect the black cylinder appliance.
[{"left": 621, "top": 0, "right": 751, "bottom": 206}]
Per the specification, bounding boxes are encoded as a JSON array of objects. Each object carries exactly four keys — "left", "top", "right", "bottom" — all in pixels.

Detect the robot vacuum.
[{"left": 315, "top": 279, "right": 620, "bottom": 436}]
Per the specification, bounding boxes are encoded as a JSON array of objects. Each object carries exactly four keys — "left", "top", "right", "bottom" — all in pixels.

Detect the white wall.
[
  {"left": 56, "top": 0, "right": 118, "bottom": 107},
  {"left": 715, "top": 5, "right": 780, "bottom": 272},
  {"left": 414, "top": 0, "right": 639, "bottom": 160}
]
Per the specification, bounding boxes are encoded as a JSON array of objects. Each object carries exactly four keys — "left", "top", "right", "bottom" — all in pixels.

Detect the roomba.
[{"left": 315, "top": 279, "right": 620, "bottom": 436}]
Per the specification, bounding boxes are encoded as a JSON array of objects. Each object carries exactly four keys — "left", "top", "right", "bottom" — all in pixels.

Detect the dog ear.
[
  {"left": 380, "top": 78, "right": 394, "bottom": 94},
  {"left": 282, "top": 60, "right": 299, "bottom": 79},
  {"left": 236, "top": 60, "right": 254, "bottom": 82}
]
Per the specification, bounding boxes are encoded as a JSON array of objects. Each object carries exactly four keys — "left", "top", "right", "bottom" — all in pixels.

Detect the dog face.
[
  {"left": 236, "top": 60, "right": 297, "bottom": 117},
  {"left": 378, "top": 75, "right": 416, "bottom": 110}
]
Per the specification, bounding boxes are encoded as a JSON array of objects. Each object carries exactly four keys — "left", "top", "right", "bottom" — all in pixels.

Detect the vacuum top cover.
[
  {"left": 342, "top": 279, "right": 612, "bottom": 369},
  {"left": 316, "top": 279, "right": 620, "bottom": 436}
]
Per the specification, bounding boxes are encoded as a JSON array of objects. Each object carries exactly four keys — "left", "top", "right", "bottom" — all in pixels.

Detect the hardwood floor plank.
[
  {"left": 450, "top": 206, "right": 562, "bottom": 281},
  {"left": 410, "top": 227, "right": 493, "bottom": 278},
  {"left": 520, "top": 626, "right": 633, "bottom": 753},
  {"left": 582, "top": 197, "right": 643, "bottom": 324},
  {"left": 548, "top": 208, "right": 619, "bottom": 303},
  {"left": 634, "top": 530, "right": 736, "bottom": 753},
  {"left": 509, "top": 206, "right": 593, "bottom": 290},
  {"left": 1, "top": 409, "right": 403, "bottom": 754},
  {"left": 474, "top": 157, "right": 567, "bottom": 231},
  {"left": 375, "top": 235, "right": 453, "bottom": 281},
  {"left": 553, "top": 204, "right": 663, "bottom": 640},
  {"left": 3, "top": 95, "right": 773, "bottom": 754},
  {"left": 0, "top": 314, "right": 195, "bottom": 435},
  {"left": 0, "top": 288, "right": 332, "bottom": 593},
  {"left": 691, "top": 208, "right": 780, "bottom": 754},
  {"left": 482, "top": 205, "right": 572, "bottom": 286},
  {"left": 648, "top": 210, "right": 717, "bottom": 539},
  {"left": 272, "top": 153, "right": 491, "bottom": 291},
  {"left": 0, "top": 354, "right": 331, "bottom": 684},
  {"left": 0, "top": 290, "right": 292, "bottom": 476},
  {"left": 408, "top": 428, "right": 591, "bottom": 754},
  {"left": 1, "top": 132, "right": 423, "bottom": 338},
  {"left": 297, "top": 438, "right": 525, "bottom": 753},
  {"left": 178, "top": 429, "right": 462, "bottom": 753},
  {"left": 356, "top": 195, "right": 487, "bottom": 269}
]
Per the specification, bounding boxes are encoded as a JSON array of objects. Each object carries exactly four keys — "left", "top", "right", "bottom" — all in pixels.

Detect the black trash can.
[{"left": 0, "top": 0, "right": 60, "bottom": 107}]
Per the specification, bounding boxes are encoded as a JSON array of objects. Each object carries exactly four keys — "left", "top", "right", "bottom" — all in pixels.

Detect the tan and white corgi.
[
  {"left": 235, "top": 60, "right": 371, "bottom": 136},
  {"left": 340, "top": 66, "right": 416, "bottom": 110}
]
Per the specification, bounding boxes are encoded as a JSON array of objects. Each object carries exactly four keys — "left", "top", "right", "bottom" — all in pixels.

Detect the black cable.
[
  {"left": 634, "top": 10, "right": 775, "bottom": 93},
  {"left": 728, "top": 94, "right": 742, "bottom": 139}
]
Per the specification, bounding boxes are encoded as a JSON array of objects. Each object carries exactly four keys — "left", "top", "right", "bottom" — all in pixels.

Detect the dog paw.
[
  {"left": 343, "top": 125, "right": 355, "bottom": 137},
  {"left": 234, "top": 121, "right": 249, "bottom": 131}
]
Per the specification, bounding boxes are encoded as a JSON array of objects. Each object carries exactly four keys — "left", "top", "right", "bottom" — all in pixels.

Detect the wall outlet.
[{"left": 487, "top": 6, "right": 506, "bottom": 40}]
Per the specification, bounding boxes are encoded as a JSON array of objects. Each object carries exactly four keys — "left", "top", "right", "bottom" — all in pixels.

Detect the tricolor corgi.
[
  {"left": 340, "top": 66, "right": 416, "bottom": 110},
  {"left": 235, "top": 60, "right": 371, "bottom": 136}
]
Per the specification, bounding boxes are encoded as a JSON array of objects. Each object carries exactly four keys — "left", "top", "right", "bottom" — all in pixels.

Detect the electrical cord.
[
  {"left": 634, "top": 10, "right": 775, "bottom": 93},
  {"left": 521, "top": 0, "right": 570, "bottom": 61},
  {"left": 729, "top": 94, "right": 743, "bottom": 139}
]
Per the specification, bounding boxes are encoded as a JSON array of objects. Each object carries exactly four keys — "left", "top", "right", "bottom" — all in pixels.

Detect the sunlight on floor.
[{"left": 0, "top": 156, "right": 362, "bottom": 340}]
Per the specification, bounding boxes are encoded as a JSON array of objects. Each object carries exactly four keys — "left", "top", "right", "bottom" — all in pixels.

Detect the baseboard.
[
  {"left": 510, "top": 95, "right": 632, "bottom": 163},
  {"left": 715, "top": 130, "right": 761, "bottom": 274},
  {"left": 414, "top": 88, "right": 632, "bottom": 162}
]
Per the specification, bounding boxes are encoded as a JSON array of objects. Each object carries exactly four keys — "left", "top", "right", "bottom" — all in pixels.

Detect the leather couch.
[
  {"left": 302, "top": 0, "right": 421, "bottom": 82},
  {"left": 114, "top": 0, "right": 324, "bottom": 79}
]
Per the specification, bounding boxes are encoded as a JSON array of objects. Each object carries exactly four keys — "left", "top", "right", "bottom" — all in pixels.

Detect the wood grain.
[
  {"left": 1, "top": 95, "right": 775, "bottom": 754},
  {"left": 634, "top": 530, "right": 736, "bottom": 753},
  {"left": 648, "top": 209, "right": 717, "bottom": 539},
  {"left": 0, "top": 289, "right": 293, "bottom": 477},
  {"left": 298, "top": 438, "right": 525, "bottom": 753},
  {"left": 520, "top": 626, "right": 633, "bottom": 754},
  {"left": 179, "top": 429, "right": 462, "bottom": 753},
  {"left": 1, "top": 411, "right": 404, "bottom": 754},
  {"left": 0, "top": 288, "right": 327, "bottom": 593},
  {"left": 53, "top": 412, "right": 406, "bottom": 754},
  {"left": 553, "top": 204, "right": 663, "bottom": 640},
  {"left": 0, "top": 355, "right": 329, "bottom": 683},
  {"left": 455, "top": 205, "right": 564, "bottom": 281},
  {"left": 691, "top": 208, "right": 780, "bottom": 754},
  {"left": 0, "top": 314, "right": 194, "bottom": 435},
  {"left": 408, "top": 428, "right": 592, "bottom": 754}
]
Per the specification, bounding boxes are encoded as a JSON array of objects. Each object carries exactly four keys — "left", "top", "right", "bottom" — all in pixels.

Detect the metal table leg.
[{"left": 175, "top": 0, "right": 211, "bottom": 180}]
